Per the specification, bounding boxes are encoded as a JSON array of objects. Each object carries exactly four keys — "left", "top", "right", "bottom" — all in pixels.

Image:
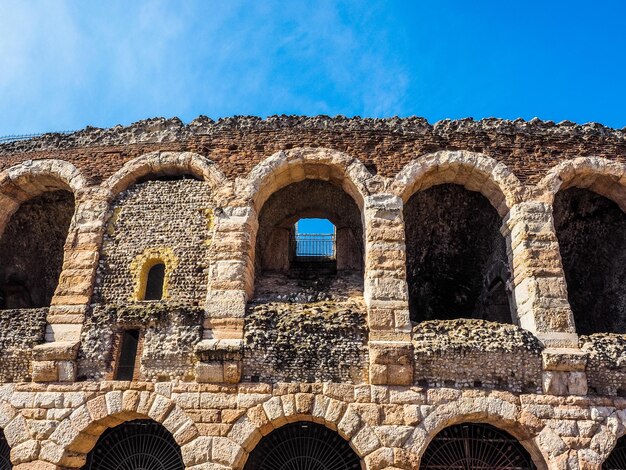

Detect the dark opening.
[
  {"left": 554, "top": 188, "right": 626, "bottom": 334},
  {"left": 604, "top": 435, "right": 626, "bottom": 469},
  {"left": 421, "top": 423, "right": 536, "bottom": 470},
  {"left": 256, "top": 180, "right": 363, "bottom": 274},
  {"left": 0, "top": 430, "right": 9, "bottom": 470},
  {"left": 404, "top": 184, "right": 512, "bottom": 323},
  {"left": 115, "top": 329, "right": 140, "bottom": 381},
  {"left": 144, "top": 263, "right": 165, "bottom": 301},
  {"left": 83, "top": 419, "right": 183, "bottom": 470},
  {"left": 0, "top": 190, "right": 74, "bottom": 309},
  {"left": 243, "top": 422, "right": 361, "bottom": 470}
]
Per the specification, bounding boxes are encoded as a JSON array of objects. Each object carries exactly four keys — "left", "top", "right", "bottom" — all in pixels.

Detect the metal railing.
[
  {"left": 295, "top": 233, "right": 336, "bottom": 260},
  {"left": 0, "top": 130, "right": 76, "bottom": 144}
]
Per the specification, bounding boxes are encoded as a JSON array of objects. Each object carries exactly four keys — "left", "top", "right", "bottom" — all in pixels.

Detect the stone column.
[
  {"left": 31, "top": 188, "right": 108, "bottom": 382},
  {"left": 196, "top": 205, "right": 257, "bottom": 383},
  {"left": 503, "top": 201, "right": 587, "bottom": 395},
  {"left": 363, "top": 194, "right": 413, "bottom": 386}
]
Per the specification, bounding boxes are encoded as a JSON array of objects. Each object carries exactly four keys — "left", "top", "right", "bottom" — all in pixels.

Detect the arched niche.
[
  {"left": 404, "top": 183, "right": 512, "bottom": 323},
  {"left": 0, "top": 189, "right": 75, "bottom": 309},
  {"left": 553, "top": 187, "right": 626, "bottom": 334},
  {"left": 255, "top": 179, "right": 364, "bottom": 278}
]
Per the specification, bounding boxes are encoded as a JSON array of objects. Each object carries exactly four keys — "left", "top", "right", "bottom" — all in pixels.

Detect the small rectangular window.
[{"left": 115, "top": 329, "right": 140, "bottom": 381}]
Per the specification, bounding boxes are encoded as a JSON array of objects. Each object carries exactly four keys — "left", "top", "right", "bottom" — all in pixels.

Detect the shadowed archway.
[
  {"left": 420, "top": 423, "right": 536, "bottom": 470},
  {"left": 243, "top": 422, "right": 361, "bottom": 470},
  {"left": 82, "top": 419, "right": 183, "bottom": 470}
]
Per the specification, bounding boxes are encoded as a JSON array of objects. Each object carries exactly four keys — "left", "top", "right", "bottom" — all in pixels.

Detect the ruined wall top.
[{"left": 1, "top": 115, "right": 625, "bottom": 184}]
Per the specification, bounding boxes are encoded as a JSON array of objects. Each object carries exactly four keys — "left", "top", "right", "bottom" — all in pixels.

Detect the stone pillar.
[
  {"left": 363, "top": 194, "right": 413, "bottom": 386},
  {"left": 503, "top": 201, "right": 587, "bottom": 395},
  {"left": 196, "top": 205, "right": 256, "bottom": 383},
  {"left": 32, "top": 189, "right": 108, "bottom": 382}
]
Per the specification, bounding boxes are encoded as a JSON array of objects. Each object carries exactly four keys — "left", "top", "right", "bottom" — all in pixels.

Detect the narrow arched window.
[{"left": 144, "top": 263, "right": 165, "bottom": 301}]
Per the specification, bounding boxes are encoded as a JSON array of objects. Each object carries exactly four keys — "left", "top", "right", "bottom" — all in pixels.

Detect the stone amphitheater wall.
[{"left": 0, "top": 117, "right": 624, "bottom": 469}]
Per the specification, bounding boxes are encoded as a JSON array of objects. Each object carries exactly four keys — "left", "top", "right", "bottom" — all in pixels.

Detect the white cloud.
[{"left": 0, "top": 0, "right": 411, "bottom": 134}]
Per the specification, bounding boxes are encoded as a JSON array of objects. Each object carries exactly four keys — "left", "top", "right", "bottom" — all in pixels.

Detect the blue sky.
[{"left": 1, "top": 0, "right": 625, "bottom": 136}]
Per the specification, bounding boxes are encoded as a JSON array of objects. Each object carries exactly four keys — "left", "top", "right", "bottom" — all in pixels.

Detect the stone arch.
[
  {"left": 243, "top": 147, "right": 374, "bottom": 212},
  {"left": 101, "top": 151, "right": 229, "bottom": 203},
  {"left": 407, "top": 397, "right": 549, "bottom": 470},
  {"left": 0, "top": 159, "right": 85, "bottom": 236},
  {"left": 392, "top": 150, "right": 524, "bottom": 217},
  {"left": 580, "top": 408, "right": 626, "bottom": 469},
  {"left": 0, "top": 398, "right": 39, "bottom": 467},
  {"left": 225, "top": 394, "right": 378, "bottom": 470},
  {"left": 44, "top": 391, "right": 201, "bottom": 468},
  {"left": 544, "top": 157, "right": 626, "bottom": 335},
  {"left": 537, "top": 157, "right": 626, "bottom": 210},
  {"left": 0, "top": 160, "right": 84, "bottom": 311}
]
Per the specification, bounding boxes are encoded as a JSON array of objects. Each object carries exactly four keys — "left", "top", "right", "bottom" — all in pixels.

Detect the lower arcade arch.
[
  {"left": 604, "top": 435, "right": 626, "bottom": 470},
  {"left": 0, "top": 430, "right": 9, "bottom": 470},
  {"left": 243, "top": 422, "right": 361, "bottom": 470},
  {"left": 420, "top": 423, "right": 537, "bottom": 470},
  {"left": 82, "top": 419, "right": 183, "bottom": 470}
]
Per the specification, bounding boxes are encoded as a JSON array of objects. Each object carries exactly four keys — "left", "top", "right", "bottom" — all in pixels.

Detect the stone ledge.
[
  {"left": 32, "top": 341, "right": 80, "bottom": 361},
  {"left": 542, "top": 348, "right": 588, "bottom": 372}
]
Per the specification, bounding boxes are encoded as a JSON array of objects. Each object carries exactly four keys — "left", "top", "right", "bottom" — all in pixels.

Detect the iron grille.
[
  {"left": 420, "top": 423, "right": 536, "bottom": 470},
  {"left": 0, "top": 431, "right": 10, "bottom": 470},
  {"left": 83, "top": 420, "right": 183, "bottom": 470},
  {"left": 243, "top": 422, "right": 361, "bottom": 470},
  {"left": 604, "top": 436, "right": 626, "bottom": 469},
  {"left": 295, "top": 233, "right": 336, "bottom": 261}
]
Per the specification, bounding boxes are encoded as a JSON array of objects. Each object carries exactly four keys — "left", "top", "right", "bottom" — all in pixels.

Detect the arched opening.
[
  {"left": 553, "top": 188, "right": 626, "bottom": 334},
  {"left": 144, "top": 263, "right": 166, "bottom": 301},
  {"left": 243, "top": 422, "right": 361, "bottom": 470},
  {"left": 0, "top": 190, "right": 75, "bottom": 309},
  {"left": 0, "top": 429, "right": 10, "bottom": 470},
  {"left": 404, "top": 184, "right": 512, "bottom": 323},
  {"left": 604, "top": 435, "right": 626, "bottom": 469},
  {"left": 83, "top": 419, "right": 183, "bottom": 470},
  {"left": 420, "top": 423, "right": 536, "bottom": 470},
  {"left": 255, "top": 179, "right": 363, "bottom": 295}
]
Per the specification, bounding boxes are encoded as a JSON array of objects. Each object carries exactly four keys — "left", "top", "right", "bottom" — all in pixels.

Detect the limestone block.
[
  {"left": 223, "top": 361, "right": 242, "bottom": 384},
  {"left": 181, "top": 436, "right": 212, "bottom": 467},
  {"left": 10, "top": 439, "right": 40, "bottom": 464},
  {"left": 56, "top": 361, "right": 76, "bottom": 382},
  {"left": 148, "top": 395, "right": 174, "bottom": 423},
  {"left": 364, "top": 447, "right": 394, "bottom": 470},
  {"left": 4, "top": 414, "right": 30, "bottom": 446},
  {"left": 31, "top": 361, "right": 58, "bottom": 383},
  {"left": 32, "top": 342, "right": 79, "bottom": 361},
  {"left": 543, "top": 371, "right": 588, "bottom": 396},
  {"left": 211, "top": 437, "right": 244, "bottom": 467},
  {"left": 369, "top": 342, "right": 414, "bottom": 386},
  {"left": 351, "top": 425, "right": 382, "bottom": 456},
  {"left": 542, "top": 348, "right": 588, "bottom": 372},
  {"left": 337, "top": 406, "right": 362, "bottom": 439},
  {"left": 373, "top": 425, "right": 413, "bottom": 447}
]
